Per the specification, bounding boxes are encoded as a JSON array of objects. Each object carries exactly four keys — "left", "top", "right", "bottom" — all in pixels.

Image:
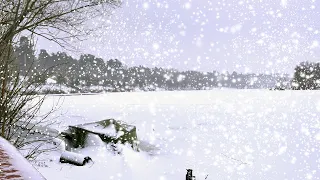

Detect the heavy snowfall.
[{"left": 0, "top": 0, "right": 320, "bottom": 180}]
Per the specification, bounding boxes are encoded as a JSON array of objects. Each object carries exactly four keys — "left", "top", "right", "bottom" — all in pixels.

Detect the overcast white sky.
[{"left": 36, "top": 0, "right": 320, "bottom": 74}]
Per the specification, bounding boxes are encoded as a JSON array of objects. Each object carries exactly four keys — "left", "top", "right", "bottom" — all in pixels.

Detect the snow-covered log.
[{"left": 59, "top": 151, "right": 92, "bottom": 166}]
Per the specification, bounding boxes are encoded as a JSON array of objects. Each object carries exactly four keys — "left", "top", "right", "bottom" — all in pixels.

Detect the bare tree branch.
[{"left": 0, "top": 0, "right": 122, "bottom": 159}]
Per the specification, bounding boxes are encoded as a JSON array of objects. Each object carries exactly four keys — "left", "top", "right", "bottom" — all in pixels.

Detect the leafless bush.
[{"left": 0, "top": 0, "right": 121, "bottom": 159}]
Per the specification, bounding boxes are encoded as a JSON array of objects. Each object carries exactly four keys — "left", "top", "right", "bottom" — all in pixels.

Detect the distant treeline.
[
  {"left": 292, "top": 62, "right": 320, "bottom": 90},
  {"left": 15, "top": 36, "right": 291, "bottom": 92}
]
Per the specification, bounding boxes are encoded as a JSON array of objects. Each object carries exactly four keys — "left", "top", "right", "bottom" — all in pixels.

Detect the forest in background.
[{"left": 16, "top": 36, "right": 292, "bottom": 93}]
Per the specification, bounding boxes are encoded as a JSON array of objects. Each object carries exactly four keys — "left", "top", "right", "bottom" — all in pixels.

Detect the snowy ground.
[{"left": 34, "top": 89, "right": 320, "bottom": 179}]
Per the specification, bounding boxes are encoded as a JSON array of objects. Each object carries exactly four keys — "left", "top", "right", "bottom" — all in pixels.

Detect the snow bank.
[{"left": 0, "top": 137, "right": 46, "bottom": 180}]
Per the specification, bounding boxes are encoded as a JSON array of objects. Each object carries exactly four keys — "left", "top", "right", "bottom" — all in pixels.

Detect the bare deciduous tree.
[{"left": 0, "top": 0, "right": 121, "bottom": 159}]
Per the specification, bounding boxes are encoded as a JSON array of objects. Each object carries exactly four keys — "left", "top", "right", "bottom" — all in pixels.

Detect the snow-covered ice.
[{"left": 35, "top": 89, "right": 320, "bottom": 179}]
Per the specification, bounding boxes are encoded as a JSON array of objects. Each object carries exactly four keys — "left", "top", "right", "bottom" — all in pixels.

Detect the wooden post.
[{"left": 186, "top": 169, "right": 194, "bottom": 180}]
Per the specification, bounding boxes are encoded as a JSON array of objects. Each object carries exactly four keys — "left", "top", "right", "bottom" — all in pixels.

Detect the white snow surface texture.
[{"left": 35, "top": 90, "right": 320, "bottom": 179}]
